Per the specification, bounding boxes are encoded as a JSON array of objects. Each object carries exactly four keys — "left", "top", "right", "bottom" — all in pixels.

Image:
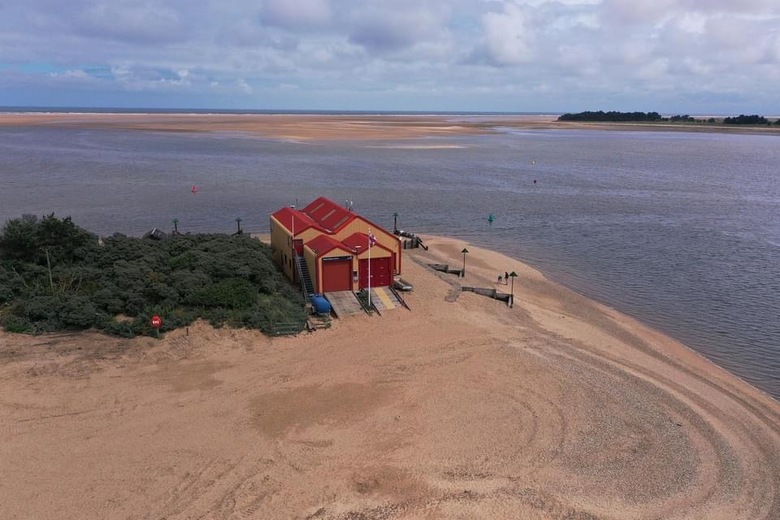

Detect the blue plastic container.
[{"left": 311, "top": 295, "right": 332, "bottom": 315}]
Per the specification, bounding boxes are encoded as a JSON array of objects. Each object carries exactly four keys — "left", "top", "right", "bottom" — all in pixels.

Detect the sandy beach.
[
  {"left": 1, "top": 112, "right": 778, "bottom": 140},
  {"left": 1, "top": 236, "right": 778, "bottom": 519}
]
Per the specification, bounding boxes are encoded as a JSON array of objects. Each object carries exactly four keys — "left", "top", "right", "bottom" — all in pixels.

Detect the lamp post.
[
  {"left": 393, "top": 212, "right": 399, "bottom": 233},
  {"left": 509, "top": 271, "right": 518, "bottom": 307},
  {"left": 461, "top": 248, "right": 469, "bottom": 278}
]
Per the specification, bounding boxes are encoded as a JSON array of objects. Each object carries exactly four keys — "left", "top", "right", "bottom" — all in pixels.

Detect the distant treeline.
[
  {"left": 722, "top": 114, "right": 772, "bottom": 125},
  {"left": 558, "top": 111, "right": 779, "bottom": 126},
  {"left": 558, "top": 111, "right": 664, "bottom": 122}
]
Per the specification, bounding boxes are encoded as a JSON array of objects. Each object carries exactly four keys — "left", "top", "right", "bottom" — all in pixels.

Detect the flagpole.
[
  {"left": 367, "top": 229, "right": 372, "bottom": 308},
  {"left": 290, "top": 205, "right": 296, "bottom": 283}
]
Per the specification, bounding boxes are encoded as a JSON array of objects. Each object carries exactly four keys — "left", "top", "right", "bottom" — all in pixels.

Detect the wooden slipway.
[{"left": 323, "top": 291, "right": 364, "bottom": 317}]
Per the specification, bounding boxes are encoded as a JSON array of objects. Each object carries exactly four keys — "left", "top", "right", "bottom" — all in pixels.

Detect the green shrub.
[
  {"left": 0, "top": 215, "right": 305, "bottom": 338},
  {"left": 188, "top": 278, "right": 258, "bottom": 309},
  {"left": 101, "top": 319, "right": 137, "bottom": 338},
  {"left": 58, "top": 294, "right": 101, "bottom": 329},
  {"left": 1, "top": 314, "right": 33, "bottom": 334},
  {"left": 0, "top": 266, "right": 24, "bottom": 303}
]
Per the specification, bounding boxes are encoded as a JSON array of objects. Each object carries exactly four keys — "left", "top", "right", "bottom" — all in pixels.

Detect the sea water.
[{"left": 0, "top": 123, "right": 778, "bottom": 400}]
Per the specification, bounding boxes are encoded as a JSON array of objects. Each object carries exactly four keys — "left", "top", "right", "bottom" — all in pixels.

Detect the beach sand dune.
[{"left": 1, "top": 237, "right": 778, "bottom": 519}]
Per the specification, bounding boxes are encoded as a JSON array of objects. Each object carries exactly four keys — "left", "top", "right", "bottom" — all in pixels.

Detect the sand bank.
[
  {"left": 0, "top": 113, "right": 501, "bottom": 141},
  {"left": 1, "top": 112, "right": 777, "bottom": 140},
  {"left": 1, "top": 236, "right": 778, "bottom": 519}
]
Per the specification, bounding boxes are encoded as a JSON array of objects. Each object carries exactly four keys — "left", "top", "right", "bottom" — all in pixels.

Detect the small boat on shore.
[{"left": 393, "top": 278, "right": 414, "bottom": 291}]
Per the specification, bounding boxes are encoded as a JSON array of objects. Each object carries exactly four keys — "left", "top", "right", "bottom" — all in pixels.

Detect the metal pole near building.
[
  {"left": 509, "top": 271, "right": 518, "bottom": 308},
  {"left": 368, "top": 230, "right": 372, "bottom": 308},
  {"left": 290, "top": 205, "right": 296, "bottom": 282}
]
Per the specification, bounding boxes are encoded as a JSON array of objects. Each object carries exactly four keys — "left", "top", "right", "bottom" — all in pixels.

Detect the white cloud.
[
  {"left": 50, "top": 69, "right": 89, "bottom": 79},
  {"left": 555, "top": 44, "right": 599, "bottom": 77},
  {"left": 259, "top": 0, "right": 332, "bottom": 30},
  {"left": 636, "top": 58, "right": 670, "bottom": 80},
  {"left": 75, "top": 1, "right": 184, "bottom": 44},
  {"left": 675, "top": 12, "right": 707, "bottom": 34},
  {"left": 773, "top": 34, "right": 780, "bottom": 61},
  {"left": 602, "top": 0, "right": 679, "bottom": 25},
  {"left": 1, "top": 0, "right": 779, "bottom": 112},
  {"left": 481, "top": 3, "right": 533, "bottom": 65},
  {"left": 346, "top": 2, "right": 452, "bottom": 55},
  {"left": 236, "top": 78, "right": 253, "bottom": 93}
]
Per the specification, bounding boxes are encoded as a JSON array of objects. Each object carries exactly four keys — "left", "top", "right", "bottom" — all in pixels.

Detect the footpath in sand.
[{"left": 1, "top": 236, "right": 779, "bottom": 519}]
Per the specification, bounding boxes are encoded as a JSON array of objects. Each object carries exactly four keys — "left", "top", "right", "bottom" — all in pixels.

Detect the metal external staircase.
[{"left": 294, "top": 254, "right": 315, "bottom": 301}]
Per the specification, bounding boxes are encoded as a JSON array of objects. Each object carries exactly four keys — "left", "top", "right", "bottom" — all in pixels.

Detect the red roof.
[
  {"left": 274, "top": 197, "right": 397, "bottom": 246},
  {"left": 271, "top": 206, "right": 325, "bottom": 235},
  {"left": 302, "top": 197, "right": 358, "bottom": 233},
  {"left": 305, "top": 234, "right": 354, "bottom": 257}
]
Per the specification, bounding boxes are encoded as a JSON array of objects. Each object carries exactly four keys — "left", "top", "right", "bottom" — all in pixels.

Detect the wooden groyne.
[
  {"left": 461, "top": 286, "right": 512, "bottom": 304},
  {"left": 428, "top": 263, "right": 464, "bottom": 278}
]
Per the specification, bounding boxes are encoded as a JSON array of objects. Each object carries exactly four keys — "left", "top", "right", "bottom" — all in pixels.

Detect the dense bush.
[
  {"left": 0, "top": 215, "right": 306, "bottom": 337},
  {"left": 723, "top": 114, "right": 770, "bottom": 125},
  {"left": 559, "top": 111, "right": 778, "bottom": 126},
  {"left": 558, "top": 111, "right": 664, "bottom": 122}
]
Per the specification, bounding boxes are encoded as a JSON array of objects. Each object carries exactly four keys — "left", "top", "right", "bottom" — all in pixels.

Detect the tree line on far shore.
[
  {"left": 558, "top": 111, "right": 778, "bottom": 126},
  {"left": 0, "top": 214, "right": 306, "bottom": 337}
]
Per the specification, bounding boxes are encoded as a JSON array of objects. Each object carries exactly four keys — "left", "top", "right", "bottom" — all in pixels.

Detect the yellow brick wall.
[
  {"left": 303, "top": 246, "right": 318, "bottom": 291},
  {"left": 333, "top": 217, "right": 402, "bottom": 274},
  {"left": 269, "top": 216, "right": 293, "bottom": 279}
]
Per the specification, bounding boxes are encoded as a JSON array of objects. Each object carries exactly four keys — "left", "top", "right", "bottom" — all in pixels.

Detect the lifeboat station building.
[{"left": 270, "top": 197, "right": 402, "bottom": 296}]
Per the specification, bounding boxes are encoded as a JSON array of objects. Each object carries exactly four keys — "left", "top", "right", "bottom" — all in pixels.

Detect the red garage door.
[
  {"left": 358, "top": 257, "right": 391, "bottom": 288},
  {"left": 321, "top": 259, "right": 352, "bottom": 292}
]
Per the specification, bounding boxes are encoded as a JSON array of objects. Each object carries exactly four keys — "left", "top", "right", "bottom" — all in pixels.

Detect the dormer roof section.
[
  {"left": 342, "top": 232, "right": 392, "bottom": 254},
  {"left": 271, "top": 206, "right": 326, "bottom": 235},
  {"left": 305, "top": 234, "right": 354, "bottom": 257},
  {"left": 302, "top": 196, "right": 358, "bottom": 233}
]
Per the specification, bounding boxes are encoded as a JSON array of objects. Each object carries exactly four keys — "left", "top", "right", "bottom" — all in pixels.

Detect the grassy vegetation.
[{"left": 0, "top": 214, "right": 306, "bottom": 337}]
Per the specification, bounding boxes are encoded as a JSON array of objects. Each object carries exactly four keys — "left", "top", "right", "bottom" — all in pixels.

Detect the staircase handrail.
[{"left": 294, "top": 254, "right": 313, "bottom": 302}]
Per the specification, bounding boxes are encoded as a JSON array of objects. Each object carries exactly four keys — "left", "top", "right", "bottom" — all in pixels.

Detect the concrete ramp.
[
  {"left": 368, "top": 287, "right": 401, "bottom": 312},
  {"left": 324, "top": 291, "right": 364, "bottom": 317}
]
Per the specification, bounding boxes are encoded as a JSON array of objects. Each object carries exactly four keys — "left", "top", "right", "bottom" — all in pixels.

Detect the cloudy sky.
[{"left": 1, "top": 0, "right": 778, "bottom": 114}]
